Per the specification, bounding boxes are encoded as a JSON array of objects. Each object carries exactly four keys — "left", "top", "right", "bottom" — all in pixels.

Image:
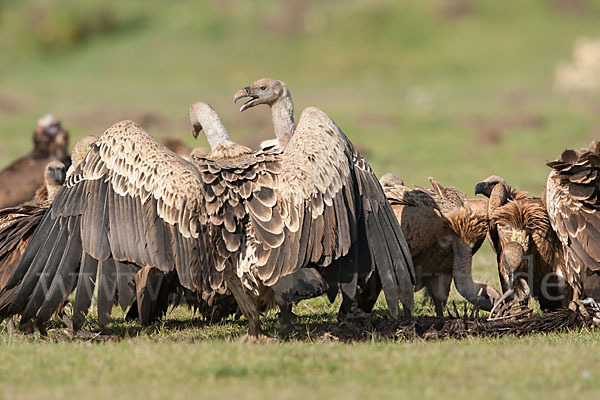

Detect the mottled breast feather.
[{"left": 546, "top": 140, "right": 600, "bottom": 293}]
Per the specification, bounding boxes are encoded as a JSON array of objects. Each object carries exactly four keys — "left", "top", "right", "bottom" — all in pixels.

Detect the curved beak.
[
  {"left": 474, "top": 181, "right": 491, "bottom": 197},
  {"left": 233, "top": 86, "right": 259, "bottom": 112},
  {"left": 191, "top": 123, "right": 202, "bottom": 139}
]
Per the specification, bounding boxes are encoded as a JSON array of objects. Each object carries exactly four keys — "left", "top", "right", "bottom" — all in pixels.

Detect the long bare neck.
[
  {"left": 199, "top": 112, "right": 229, "bottom": 149},
  {"left": 271, "top": 91, "right": 296, "bottom": 148}
]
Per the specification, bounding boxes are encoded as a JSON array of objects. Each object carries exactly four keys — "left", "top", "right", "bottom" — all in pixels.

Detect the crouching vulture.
[
  {"left": 382, "top": 177, "right": 500, "bottom": 316},
  {"left": 234, "top": 78, "right": 415, "bottom": 318},
  {"left": 0, "top": 114, "right": 70, "bottom": 209},
  {"left": 0, "top": 99, "right": 413, "bottom": 339},
  {"left": 475, "top": 141, "right": 600, "bottom": 310}
]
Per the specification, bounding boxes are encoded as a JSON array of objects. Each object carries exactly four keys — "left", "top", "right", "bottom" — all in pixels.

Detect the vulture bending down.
[
  {"left": 0, "top": 114, "right": 70, "bottom": 209},
  {"left": 234, "top": 78, "right": 415, "bottom": 317},
  {"left": 383, "top": 177, "right": 500, "bottom": 316},
  {"left": 0, "top": 161, "right": 67, "bottom": 333},
  {"left": 0, "top": 100, "right": 413, "bottom": 338},
  {"left": 475, "top": 140, "right": 600, "bottom": 310}
]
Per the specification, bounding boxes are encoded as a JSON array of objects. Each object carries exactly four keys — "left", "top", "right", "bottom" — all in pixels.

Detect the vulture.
[
  {"left": 0, "top": 99, "right": 413, "bottom": 339},
  {"left": 233, "top": 78, "right": 415, "bottom": 316},
  {"left": 545, "top": 140, "right": 600, "bottom": 303},
  {"left": 383, "top": 177, "right": 500, "bottom": 316},
  {"left": 475, "top": 139, "right": 600, "bottom": 311},
  {"left": 0, "top": 114, "right": 70, "bottom": 209},
  {"left": 128, "top": 113, "right": 327, "bottom": 329},
  {"left": 0, "top": 160, "right": 67, "bottom": 334}
]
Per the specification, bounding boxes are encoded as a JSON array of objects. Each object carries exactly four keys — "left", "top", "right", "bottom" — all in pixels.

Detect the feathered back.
[{"left": 546, "top": 140, "right": 600, "bottom": 295}]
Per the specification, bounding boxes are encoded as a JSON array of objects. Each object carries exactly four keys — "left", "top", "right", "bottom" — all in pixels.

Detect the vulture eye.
[{"left": 260, "top": 85, "right": 267, "bottom": 90}]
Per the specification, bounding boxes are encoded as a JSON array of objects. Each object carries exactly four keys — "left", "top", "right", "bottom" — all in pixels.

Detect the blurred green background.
[
  {"left": 1, "top": 0, "right": 599, "bottom": 196},
  {"left": 3, "top": 2, "right": 600, "bottom": 398}
]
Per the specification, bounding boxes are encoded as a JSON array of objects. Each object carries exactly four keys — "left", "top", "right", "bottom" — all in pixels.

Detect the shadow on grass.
[{"left": 2, "top": 300, "right": 593, "bottom": 343}]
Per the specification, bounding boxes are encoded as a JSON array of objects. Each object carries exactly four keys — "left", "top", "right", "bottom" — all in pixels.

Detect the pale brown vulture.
[
  {"left": 475, "top": 140, "right": 600, "bottom": 311},
  {"left": 233, "top": 78, "right": 415, "bottom": 317},
  {"left": 0, "top": 114, "right": 70, "bottom": 209},
  {"left": 0, "top": 100, "right": 413, "bottom": 338},
  {"left": 545, "top": 140, "right": 600, "bottom": 303},
  {"left": 383, "top": 177, "right": 500, "bottom": 316},
  {"left": 487, "top": 193, "right": 571, "bottom": 310}
]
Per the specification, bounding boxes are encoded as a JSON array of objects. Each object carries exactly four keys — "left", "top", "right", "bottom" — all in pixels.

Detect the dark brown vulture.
[
  {"left": 234, "top": 78, "right": 415, "bottom": 317},
  {"left": 0, "top": 114, "right": 70, "bottom": 209},
  {"left": 0, "top": 101, "right": 413, "bottom": 339},
  {"left": 0, "top": 160, "right": 67, "bottom": 334},
  {"left": 475, "top": 140, "right": 600, "bottom": 311},
  {"left": 383, "top": 177, "right": 500, "bottom": 316}
]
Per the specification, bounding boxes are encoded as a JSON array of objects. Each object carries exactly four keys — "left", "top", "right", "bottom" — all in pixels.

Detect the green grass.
[{"left": 2, "top": 0, "right": 600, "bottom": 398}]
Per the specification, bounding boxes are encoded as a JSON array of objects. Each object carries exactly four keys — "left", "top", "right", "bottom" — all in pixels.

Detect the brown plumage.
[
  {"left": 0, "top": 161, "right": 67, "bottom": 332},
  {"left": 546, "top": 140, "right": 600, "bottom": 302},
  {"left": 0, "top": 115, "right": 70, "bottom": 208},
  {"left": 162, "top": 138, "right": 192, "bottom": 158},
  {"left": 384, "top": 177, "right": 500, "bottom": 316},
  {"left": 0, "top": 99, "right": 413, "bottom": 338},
  {"left": 234, "top": 78, "right": 415, "bottom": 322},
  {"left": 489, "top": 198, "right": 571, "bottom": 310},
  {"left": 474, "top": 162, "right": 598, "bottom": 310}
]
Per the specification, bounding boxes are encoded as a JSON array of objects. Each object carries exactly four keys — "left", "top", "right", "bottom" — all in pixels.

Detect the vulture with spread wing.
[
  {"left": 234, "top": 78, "right": 415, "bottom": 317},
  {"left": 475, "top": 140, "right": 600, "bottom": 310},
  {"left": 383, "top": 177, "right": 500, "bottom": 316},
  {"left": 0, "top": 99, "right": 413, "bottom": 338}
]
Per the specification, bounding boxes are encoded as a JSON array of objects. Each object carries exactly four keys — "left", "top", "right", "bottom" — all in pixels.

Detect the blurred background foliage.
[{"left": 0, "top": 0, "right": 599, "bottom": 195}]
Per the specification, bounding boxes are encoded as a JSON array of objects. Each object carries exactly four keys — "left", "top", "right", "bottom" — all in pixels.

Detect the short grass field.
[{"left": 1, "top": 0, "right": 600, "bottom": 398}]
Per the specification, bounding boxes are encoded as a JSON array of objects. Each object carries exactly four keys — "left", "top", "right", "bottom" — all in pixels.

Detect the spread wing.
[
  {"left": 546, "top": 141, "right": 600, "bottom": 295},
  {"left": 0, "top": 121, "right": 213, "bottom": 329},
  {"left": 194, "top": 107, "right": 415, "bottom": 316}
]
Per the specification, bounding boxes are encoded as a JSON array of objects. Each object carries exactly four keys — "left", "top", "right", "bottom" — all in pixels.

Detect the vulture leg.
[
  {"left": 277, "top": 303, "right": 295, "bottom": 332},
  {"left": 223, "top": 267, "right": 265, "bottom": 339},
  {"left": 425, "top": 273, "right": 451, "bottom": 318},
  {"left": 5, "top": 317, "right": 16, "bottom": 336}
]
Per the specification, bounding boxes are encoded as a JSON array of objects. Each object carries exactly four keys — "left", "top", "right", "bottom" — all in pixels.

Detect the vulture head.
[
  {"left": 45, "top": 160, "right": 66, "bottom": 186},
  {"left": 43, "top": 160, "right": 67, "bottom": 199},
  {"left": 70, "top": 136, "right": 98, "bottom": 169},
  {"left": 501, "top": 241, "right": 526, "bottom": 290},
  {"left": 233, "top": 78, "right": 290, "bottom": 112},
  {"left": 34, "top": 114, "right": 69, "bottom": 159},
  {"left": 474, "top": 175, "right": 508, "bottom": 198},
  {"left": 188, "top": 102, "right": 229, "bottom": 149},
  {"left": 379, "top": 173, "right": 404, "bottom": 188}
]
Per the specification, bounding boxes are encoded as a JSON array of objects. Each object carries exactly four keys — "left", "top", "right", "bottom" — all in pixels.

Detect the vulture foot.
[{"left": 238, "top": 333, "right": 276, "bottom": 343}]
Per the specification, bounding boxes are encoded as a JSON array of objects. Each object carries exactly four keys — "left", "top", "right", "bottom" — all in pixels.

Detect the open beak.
[
  {"left": 191, "top": 123, "right": 203, "bottom": 139},
  {"left": 233, "top": 87, "right": 259, "bottom": 112}
]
